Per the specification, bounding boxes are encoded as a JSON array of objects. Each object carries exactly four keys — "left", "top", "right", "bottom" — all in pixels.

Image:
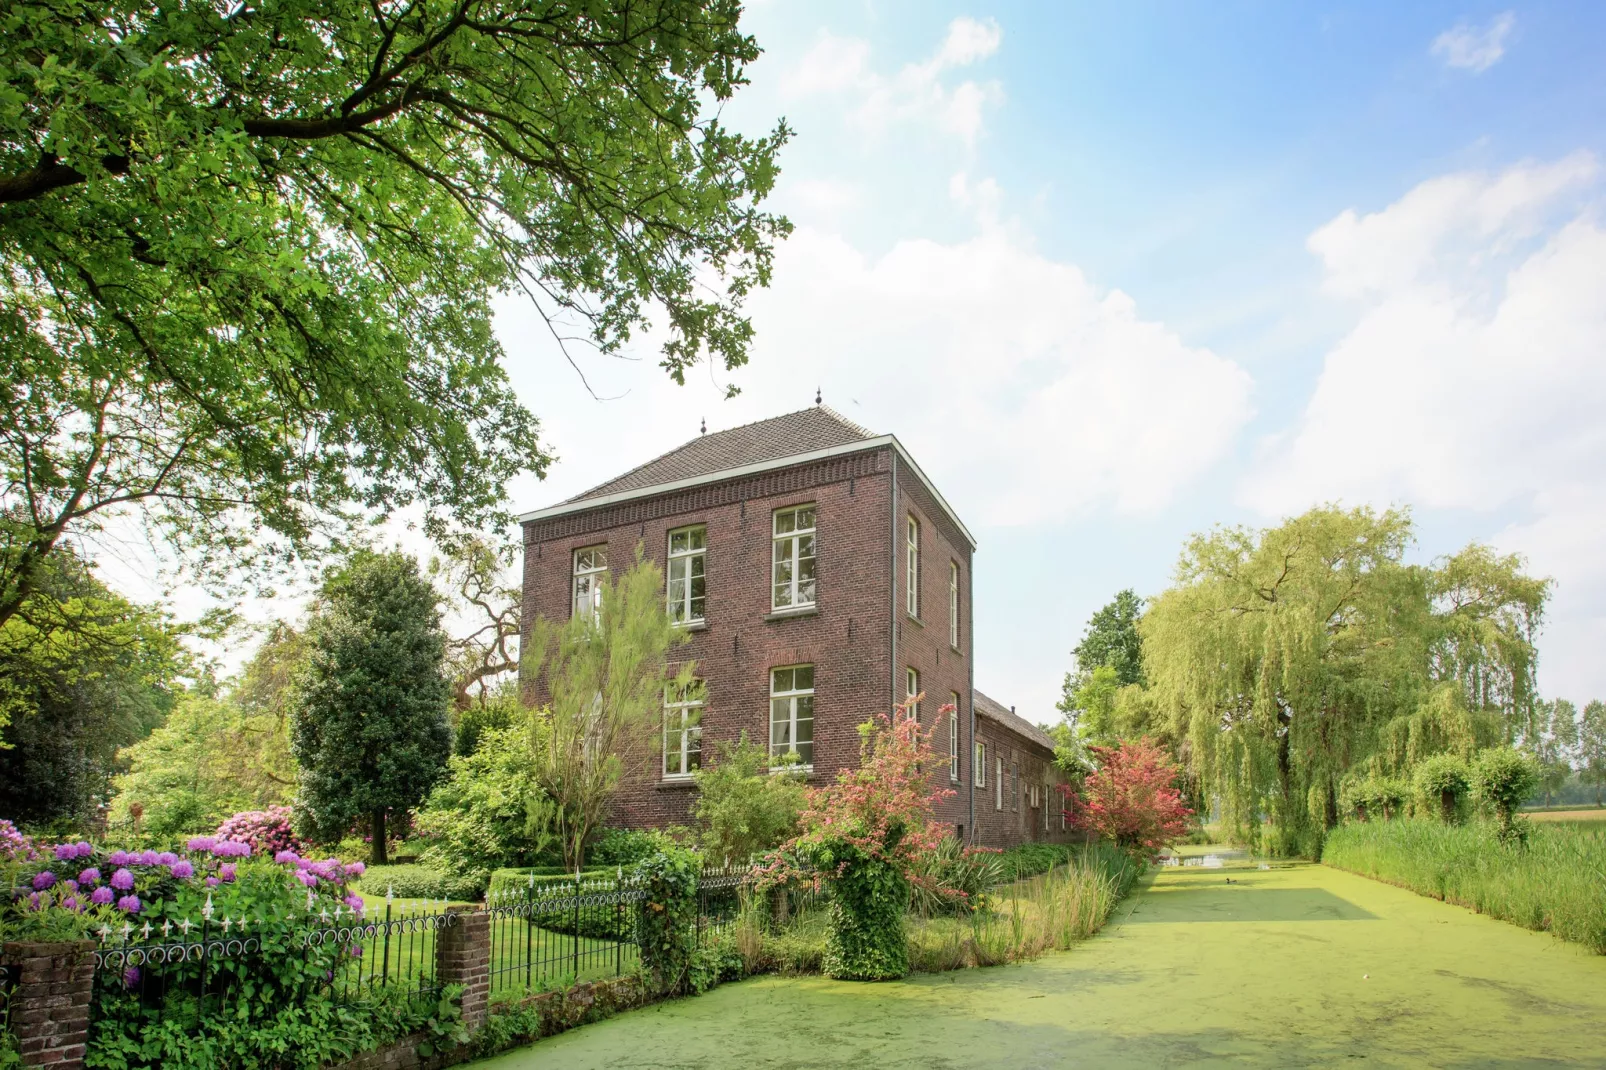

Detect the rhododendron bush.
[
  {"left": 1061, "top": 737, "right": 1192, "bottom": 855},
  {"left": 762, "top": 706, "right": 955, "bottom": 980},
  {"left": 215, "top": 806, "right": 302, "bottom": 857}
]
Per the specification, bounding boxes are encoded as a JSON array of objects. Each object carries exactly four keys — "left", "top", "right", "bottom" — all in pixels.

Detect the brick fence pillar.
[
  {"left": 435, "top": 909, "right": 489, "bottom": 1032},
  {"left": 3, "top": 940, "right": 95, "bottom": 1069}
]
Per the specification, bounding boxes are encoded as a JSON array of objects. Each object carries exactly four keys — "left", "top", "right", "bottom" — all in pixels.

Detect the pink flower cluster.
[
  {"left": 270, "top": 851, "right": 366, "bottom": 913},
  {"left": 215, "top": 807, "right": 301, "bottom": 857},
  {"left": 1, "top": 819, "right": 39, "bottom": 863}
]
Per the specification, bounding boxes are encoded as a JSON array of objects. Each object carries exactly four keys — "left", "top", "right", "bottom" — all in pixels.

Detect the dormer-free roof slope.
[{"left": 565, "top": 406, "right": 877, "bottom": 504}]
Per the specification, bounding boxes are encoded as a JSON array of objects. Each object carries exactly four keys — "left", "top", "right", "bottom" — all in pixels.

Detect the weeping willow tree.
[{"left": 1143, "top": 506, "right": 1547, "bottom": 855}]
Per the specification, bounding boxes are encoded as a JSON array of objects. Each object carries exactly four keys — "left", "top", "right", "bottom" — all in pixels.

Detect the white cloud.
[
  {"left": 1431, "top": 11, "right": 1516, "bottom": 73},
  {"left": 1244, "top": 155, "right": 1606, "bottom": 699},
  {"left": 784, "top": 17, "right": 1005, "bottom": 146}
]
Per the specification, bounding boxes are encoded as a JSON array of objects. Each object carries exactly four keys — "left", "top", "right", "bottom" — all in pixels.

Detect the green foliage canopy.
[
  {"left": 0, "top": 548, "right": 187, "bottom": 824},
  {"left": 1142, "top": 505, "right": 1548, "bottom": 855},
  {"left": 290, "top": 550, "right": 452, "bottom": 862},
  {"left": 691, "top": 735, "right": 806, "bottom": 864},
  {"left": 415, "top": 720, "right": 546, "bottom": 879},
  {"left": 0, "top": 0, "right": 789, "bottom": 627}
]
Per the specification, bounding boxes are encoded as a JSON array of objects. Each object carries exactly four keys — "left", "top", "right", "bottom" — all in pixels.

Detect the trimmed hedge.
[{"left": 355, "top": 864, "right": 487, "bottom": 902}]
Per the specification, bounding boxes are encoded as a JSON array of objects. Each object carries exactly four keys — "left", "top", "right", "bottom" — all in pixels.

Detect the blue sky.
[{"left": 493, "top": 3, "right": 1606, "bottom": 721}]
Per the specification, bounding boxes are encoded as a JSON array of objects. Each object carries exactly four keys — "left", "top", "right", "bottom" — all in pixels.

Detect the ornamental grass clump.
[{"left": 760, "top": 704, "right": 955, "bottom": 981}]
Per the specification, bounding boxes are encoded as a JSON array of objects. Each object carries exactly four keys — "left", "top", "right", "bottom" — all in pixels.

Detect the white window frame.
[
  {"left": 906, "top": 515, "right": 920, "bottom": 618},
  {"left": 771, "top": 505, "right": 818, "bottom": 611},
  {"left": 948, "top": 697, "right": 960, "bottom": 783},
  {"left": 662, "top": 682, "right": 704, "bottom": 780},
  {"left": 666, "top": 525, "right": 707, "bottom": 626},
  {"left": 769, "top": 665, "right": 815, "bottom": 769},
  {"left": 995, "top": 757, "right": 1003, "bottom": 811},
  {"left": 572, "top": 545, "right": 607, "bottom": 621},
  {"left": 905, "top": 667, "right": 920, "bottom": 722},
  {"left": 975, "top": 742, "right": 986, "bottom": 787},
  {"left": 948, "top": 561, "right": 960, "bottom": 648}
]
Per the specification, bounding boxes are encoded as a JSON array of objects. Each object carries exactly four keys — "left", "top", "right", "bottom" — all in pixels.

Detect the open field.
[
  {"left": 470, "top": 852, "right": 1606, "bottom": 1069},
  {"left": 1524, "top": 807, "right": 1606, "bottom": 823}
]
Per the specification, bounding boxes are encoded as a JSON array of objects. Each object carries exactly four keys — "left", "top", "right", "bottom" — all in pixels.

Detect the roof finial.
[
  {"left": 815, "top": 386, "right": 822, "bottom": 406},
  {"left": 700, "top": 417, "right": 707, "bottom": 435}
]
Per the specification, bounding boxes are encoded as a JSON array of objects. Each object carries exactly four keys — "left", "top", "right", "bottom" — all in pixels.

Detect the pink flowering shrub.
[
  {"left": 215, "top": 806, "right": 301, "bottom": 857},
  {"left": 759, "top": 705, "right": 956, "bottom": 980}
]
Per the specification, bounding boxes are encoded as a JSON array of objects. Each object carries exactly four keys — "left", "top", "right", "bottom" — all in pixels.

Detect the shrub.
[
  {"left": 764, "top": 711, "right": 956, "bottom": 981},
  {"left": 1063, "top": 737, "right": 1192, "bottom": 854},
  {"left": 1413, "top": 755, "right": 1471, "bottom": 822},
  {"left": 355, "top": 864, "right": 485, "bottom": 902},
  {"left": 1340, "top": 773, "right": 1409, "bottom": 821},
  {"left": 997, "top": 843, "right": 1077, "bottom": 881},
  {"left": 691, "top": 736, "right": 806, "bottom": 864},
  {"left": 415, "top": 722, "right": 548, "bottom": 878},
  {"left": 909, "top": 837, "right": 1003, "bottom": 916},
  {"left": 215, "top": 806, "right": 301, "bottom": 857},
  {"left": 587, "top": 828, "right": 670, "bottom": 868},
  {"left": 1472, "top": 747, "right": 1541, "bottom": 839},
  {"left": 633, "top": 845, "right": 700, "bottom": 994}
]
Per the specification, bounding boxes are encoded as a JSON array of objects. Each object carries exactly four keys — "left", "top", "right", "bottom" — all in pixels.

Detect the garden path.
[{"left": 472, "top": 853, "right": 1606, "bottom": 1068}]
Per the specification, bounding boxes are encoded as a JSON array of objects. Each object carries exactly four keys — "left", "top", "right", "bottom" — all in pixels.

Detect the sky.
[
  {"left": 109, "top": 3, "right": 1606, "bottom": 723},
  {"left": 485, "top": 1, "right": 1606, "bottom": 723}
]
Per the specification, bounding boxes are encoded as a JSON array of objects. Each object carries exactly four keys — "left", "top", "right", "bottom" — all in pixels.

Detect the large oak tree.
[{"left": 0, "top": 0, "right": 790, "bottom": 625}]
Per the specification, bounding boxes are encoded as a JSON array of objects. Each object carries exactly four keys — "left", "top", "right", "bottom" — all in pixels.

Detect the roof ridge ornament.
[{"left": 815, "top": 386, "right": 821, "bottom": 405}]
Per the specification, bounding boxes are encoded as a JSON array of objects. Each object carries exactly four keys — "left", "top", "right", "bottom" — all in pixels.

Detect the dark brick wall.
[
  {"left": 521, "top": 447, "right": 903, "bottom": 831},
  {"left": 971, "top": 717, "right": 1076, "bottom": 848},
  {"left": 891, "top": 455, "right": 974, "bottom": 839}
]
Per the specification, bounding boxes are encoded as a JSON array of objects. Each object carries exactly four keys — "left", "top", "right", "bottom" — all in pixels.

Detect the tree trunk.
[{"left": 372, "top": 808, "right": 389, "bottom": 865}]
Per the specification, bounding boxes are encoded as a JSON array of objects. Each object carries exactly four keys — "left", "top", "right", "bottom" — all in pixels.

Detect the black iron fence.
[
  {"left": 695, "top": 865, "right": 747, "bottom": 946},
  {"left": 86, "top": 902, "right": 457, "bottom": 1031},
  {"left": 483, "top": 873, "right": 646, "bottom": 997}
]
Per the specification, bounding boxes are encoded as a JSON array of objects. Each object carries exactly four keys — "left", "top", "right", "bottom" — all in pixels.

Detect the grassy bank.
[
  {"left": 734, "top": 843, "right": 1144, "bottom": 976},
  {"left": 1322, "top": 818, "right": 1606, "bottom": 954}
]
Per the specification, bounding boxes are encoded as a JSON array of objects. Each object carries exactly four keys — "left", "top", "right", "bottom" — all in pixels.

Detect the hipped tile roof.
[{"left": 565, "top": 406, "right": 877, "bottom": 504}]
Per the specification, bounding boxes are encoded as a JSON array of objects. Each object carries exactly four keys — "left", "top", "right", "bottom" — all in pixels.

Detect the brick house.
[{"left": 518, "top": 405, "right": 1072, "bottom": 848}]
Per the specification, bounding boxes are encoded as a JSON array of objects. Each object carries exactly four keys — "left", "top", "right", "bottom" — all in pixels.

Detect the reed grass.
[{"left": 1322, "top": 818, "right": 1606, "bottom": 954}]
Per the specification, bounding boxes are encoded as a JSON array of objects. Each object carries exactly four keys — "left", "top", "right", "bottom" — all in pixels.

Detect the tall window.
[
  {"left": 905, "top": 515, "right": 920, "bottom": 617},
  {"left": 769, "top": 665, "right": 815, "bottom": 767},
  {"left": 772, "top": 505, "right": 817, "bottom": 610},
  {"left": 975, "top": 742, "right": 986, "bottom": 787},
  {"left": 948, "top": 562, "right": 960, "bottom": 648},
  {"left": 663, "top": 681, "right": 704, "bottom": 779},
  {"left": 995, "top": 757, "right": 1003, "bottom": 810},
  {"left": 905, "top": 667, "right": 920, "bottom": 721},
  {"left": 572, "top": 546, "right": 607, "bottom": 621},
  {"left": 666, "top": 526, "right": 707, "bottom": 625},
  {"left": 948, "top": 695, "right": 960, "bottom": 783}
]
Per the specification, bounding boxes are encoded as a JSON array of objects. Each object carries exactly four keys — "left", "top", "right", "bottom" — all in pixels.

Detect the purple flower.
[
  {"left": 138, "top": 850, "right": 159, "bottom": 866},
  {"left": 344, "top": 894, "right": 365, "bottom": 914},
  {"left": 156, "top": 852, "right": 178, "bottom": 866},
  {"left": 107, "top": 850, "right": 131, "bottom": 866},
  {"left": 218, "top": 863, "right": 236, "bottom": 882},
  {"left": 123, "top": 966, "right": 140, "bottom": 989},
  {"left": 76, "top": 841, "right": 93, "bottom": 857},
  {"left": 78, "top": 867, "right": 100, "bottom": 885},
  {"left": 54, "top": 843, "right": 77, "bottom": 862},
  {"left": 90, "top": 886, "right": 114, "bottom": 905},
  {"left": 274, "top": 850, "right": 300, "bottom": 865},
  {"left": 64, "top": 879, "right": 79, "bottom": 893},
  {"left": 348, "top": 945, "right": 363, "bottom": 958},
  {"left": 110, "top": 868, "right": 135, "bottom": 891},
  {"left": 205, "top": 877, "right": 220, "bottom": 888},
  {"left": 187, "top": 836, "right": 217, "bottom": 852},
  {"left": 296, "top": 871, "right": 317, "bottom": 888},
  {"left": 32, "top": 871, "right": 56, "bottom": 890},
  {"left": 344, "top": 861, "right": 366, "bottom": 878},
  {"left": 26, "top": 892, "right": 41, "bottom": 910},
  {"left": 115, "top": 894, "right": 142, "bottom": 914},
  {"left": 169, "top": 860, "right": 194, "bottom": 879},
  {"left": 62, "top": 896, "right": 80, "bottom": 912}
]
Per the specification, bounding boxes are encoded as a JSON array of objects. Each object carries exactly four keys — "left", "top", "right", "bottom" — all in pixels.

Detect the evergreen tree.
[{"left": 291, "top": 551, "right": 452, "bottom": 863}]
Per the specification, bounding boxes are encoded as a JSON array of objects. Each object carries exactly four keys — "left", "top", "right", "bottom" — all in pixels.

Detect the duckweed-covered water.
[{"left": 473, "top": 853, "right": 1606, "bottom": 1068}]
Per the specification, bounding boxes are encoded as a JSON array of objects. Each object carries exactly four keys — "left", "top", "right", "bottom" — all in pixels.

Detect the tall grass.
[
  {"left": 907, "top": 844, "right": 1143, "bottom": 972},
  {"left": 1323, "top": 819, "right": 1606, "bottom": 954}
]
